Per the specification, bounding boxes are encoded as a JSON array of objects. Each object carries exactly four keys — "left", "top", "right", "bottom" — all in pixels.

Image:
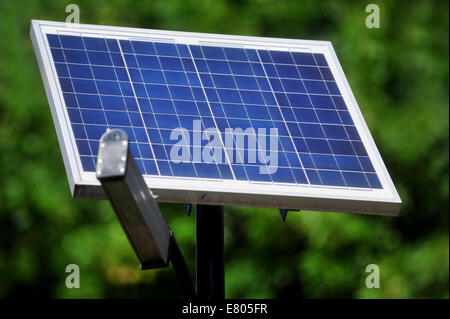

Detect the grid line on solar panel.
[
  {"left": 49, "top": 51, "right": 343, "bottom": 94},
  {"left": 67, "top": 140, "right": 375, "bottom": 174},
  {"left": 267, "top": 49, "right": 347, "bottom": 187},
  {"left": 60, "top": 93, "right": 355, "bottom": 127},
  {"left": 185, "top": 44, "right": 241, "bottom": 181},
  {"left": 56, "top": 75, "right": 344, "bottom": 103},
  {"left": 120, "top": 39, "right": 237, "bottom": 180},
  {"left": 191, "top": 46, "right": 252, "bottom": 181},
  {"left": 153, "top": 42, "right": 222, "bottom": 178},
  {"left": 47, "top": 33, "right": 381, "bottom": 188},
  {"left": 68, "top": 121, "right": 363, "bottom": 144},
  {"left": 190, "top": 45, "right": 295, "bottom": 183},
  {"left": 255, "top": 48, "right": 377, "bottom": 188},
  {"left": 252, "top": 49, "right": 311, "bottom": 185},
  {"left": 308, "top": 52, "right": 372, "bottom": 188},
  {"left": 56, "top": 34, "right": 97, "bottom": 171},
  {"left": 235, "top": 46, "right": 306, "bottom": 184},
  {"left": 114, "top": 38, "right": 161, "bottom": 176},
  {"left": 197, "top": 45, "right": 285, "bottom": 183},
  {"left": 307, "top": 52, "right": 370, "bottom": 188},
  {"left": 101, "top": 40, "right": 151, "bottom": 176},
  {"left": 119, "top": 39, "right": 182, "bottom": 177},
  {"left": 59, "top": 34, "right": 159, "bottom": 175}
]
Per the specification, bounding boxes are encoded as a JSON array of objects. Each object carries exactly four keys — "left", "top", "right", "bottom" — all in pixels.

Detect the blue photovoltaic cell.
[{"left": 46, "top": 33, "right": 382, "bottom": 189}]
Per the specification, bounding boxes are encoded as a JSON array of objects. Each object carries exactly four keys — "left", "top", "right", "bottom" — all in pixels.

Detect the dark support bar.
[
  {"left": 279, "top": 209, "right": 288, "bottom": 222},
  {"left": 195, "top": 204, "right": 225, "bottom": 299},
  {"left": 185, "top": 204, "right": 192, "bottom": 216},
  {"left": 279, "top": 208, "right": 300, "bottom": 222},
  {"left": 170, "top": 236, "right": 196, "bottom": 298}
]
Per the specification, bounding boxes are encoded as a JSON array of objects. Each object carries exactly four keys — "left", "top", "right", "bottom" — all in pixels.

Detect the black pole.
[{"left": 195, "top": 204, "right": 225, "bottom": 299}]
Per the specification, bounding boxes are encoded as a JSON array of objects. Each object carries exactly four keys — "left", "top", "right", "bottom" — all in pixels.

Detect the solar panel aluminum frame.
[{"left": 30, "top": 19, "right": 401, "bottom": 216}]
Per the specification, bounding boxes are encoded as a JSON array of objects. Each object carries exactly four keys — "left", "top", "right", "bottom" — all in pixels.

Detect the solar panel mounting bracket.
[{"left": 279, "top": 208, "right": 300, "bottom": 222}]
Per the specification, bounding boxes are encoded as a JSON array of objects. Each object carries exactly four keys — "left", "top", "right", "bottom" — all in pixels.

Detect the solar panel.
[{"left": 31, "top": 20, "right": 401, "bottom": 215}]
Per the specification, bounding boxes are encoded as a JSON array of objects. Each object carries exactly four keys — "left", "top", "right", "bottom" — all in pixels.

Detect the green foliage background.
[{"left": 0, "top": 0, "right": 448, "bottom": 298}]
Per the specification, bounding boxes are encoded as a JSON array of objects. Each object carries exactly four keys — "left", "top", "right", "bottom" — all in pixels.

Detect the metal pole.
[{"left": 195, "top": 204, "right": 225, "bottom": 299}]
